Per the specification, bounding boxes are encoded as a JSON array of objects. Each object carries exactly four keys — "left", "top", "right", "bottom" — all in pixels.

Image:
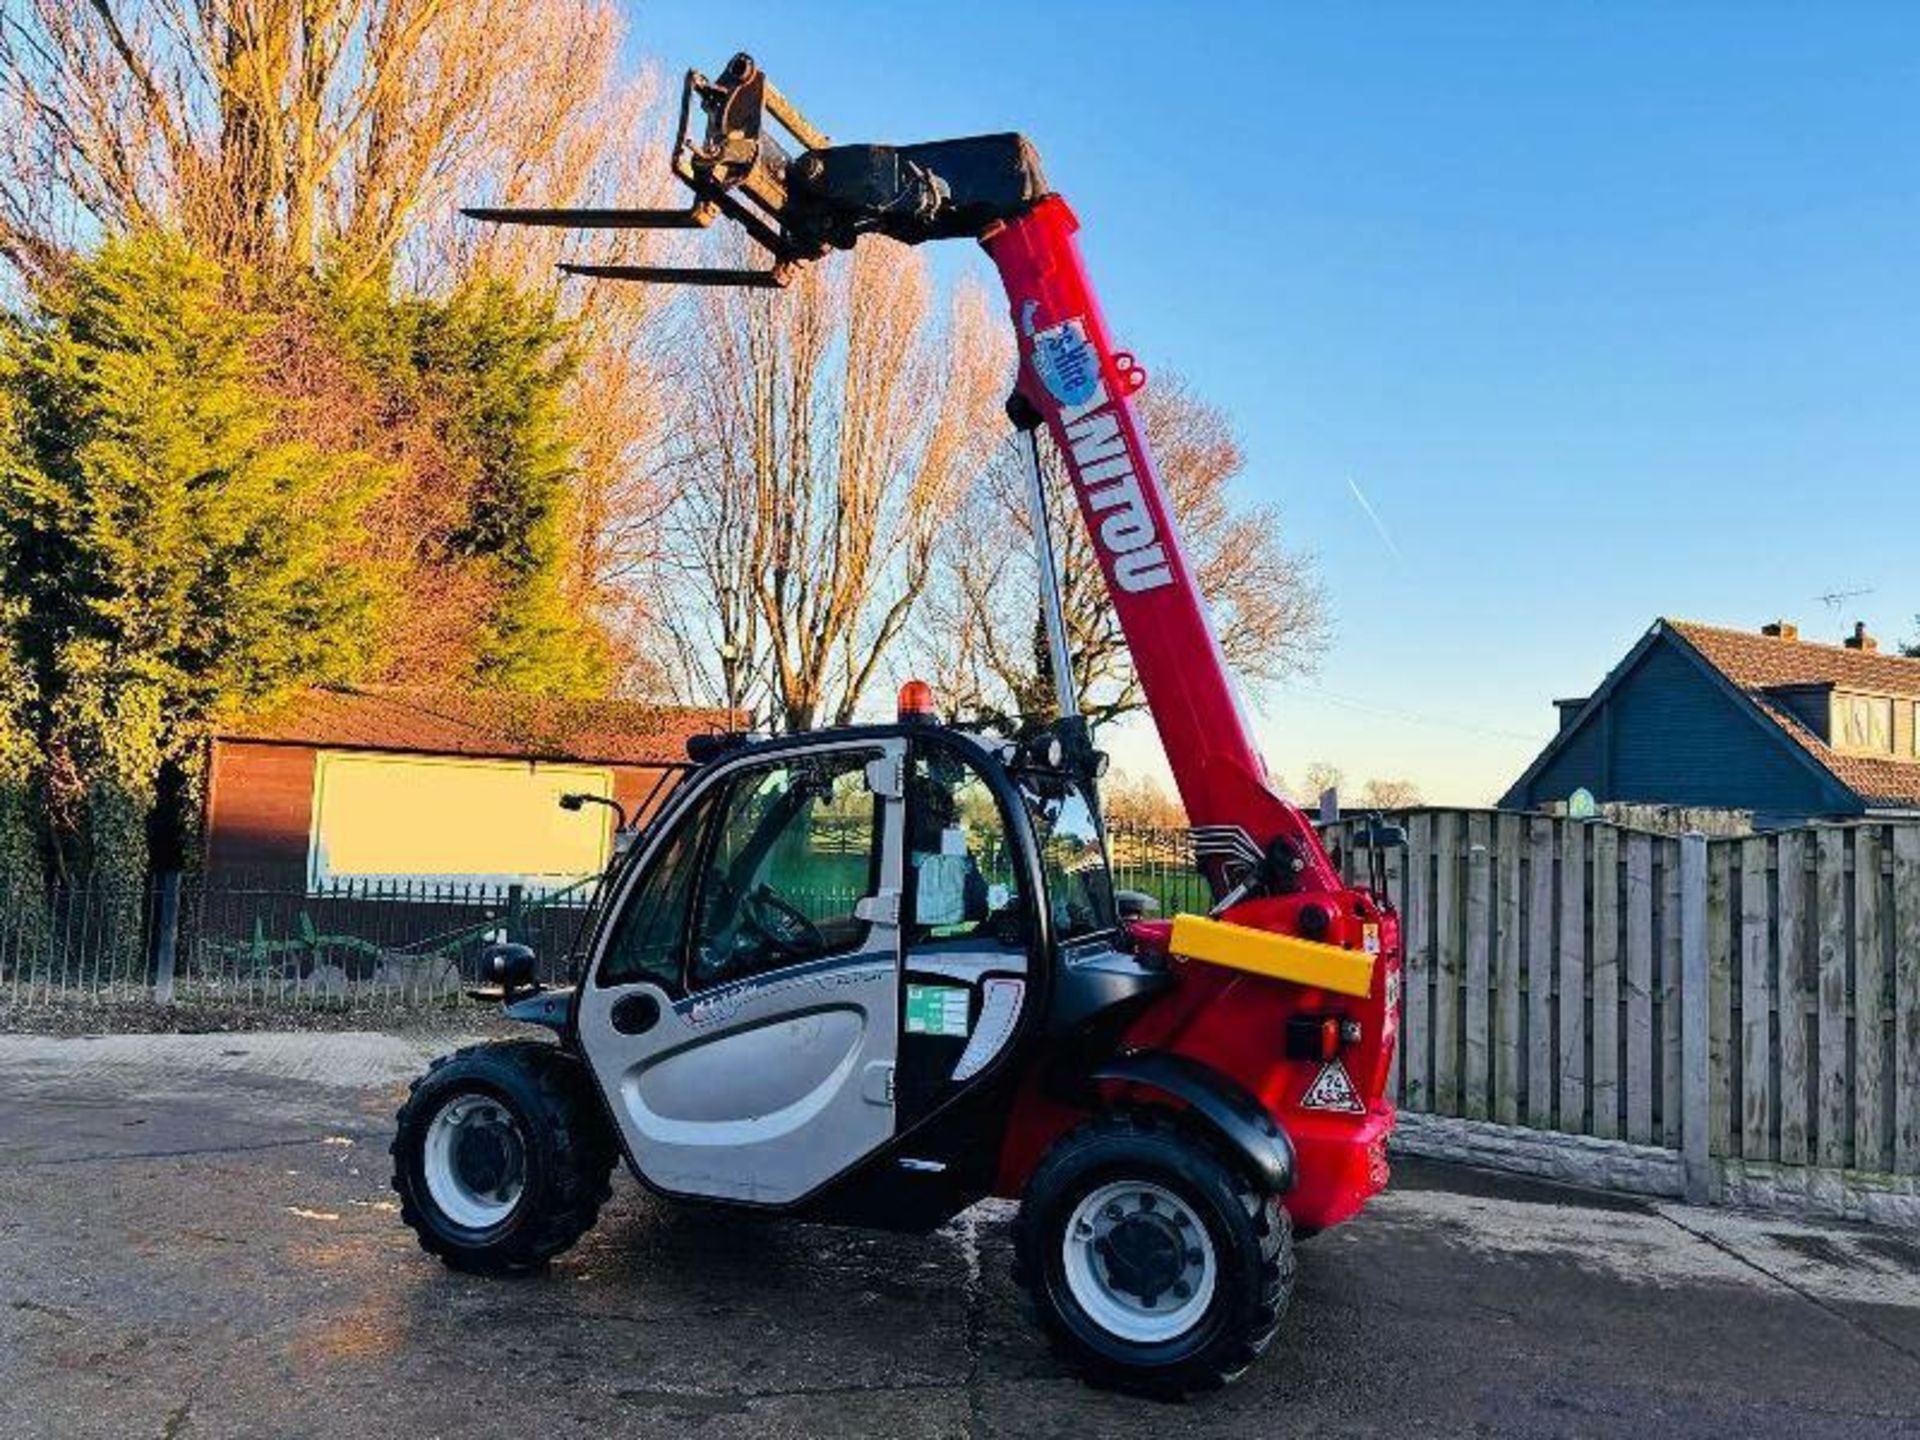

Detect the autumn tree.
[
  {"left": 924, "top": 373, "right": 1327, "bottom": 731},
  {"left": 651, "top": 241, "right": 1005, "bottom": 732},
  {"left": 1103, "top": 770, "right": 1187, "bottom": 829},
  {"left": 0, "top": 0, "right": 673, "bottom": 679},
  {"left": 312, "top": 277, "right": 614, "bottom": 693}
]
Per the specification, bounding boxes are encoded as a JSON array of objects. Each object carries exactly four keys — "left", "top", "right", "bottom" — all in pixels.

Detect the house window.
[{"left": 1836, "top": 693, "right": 1894, "bottom": 755}]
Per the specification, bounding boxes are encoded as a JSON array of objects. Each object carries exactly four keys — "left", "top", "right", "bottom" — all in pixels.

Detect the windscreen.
[{"left": 1018, "top": 775, "right": 1116, "bottom": 942}]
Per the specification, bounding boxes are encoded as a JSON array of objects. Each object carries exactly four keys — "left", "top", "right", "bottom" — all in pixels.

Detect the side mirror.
[
  {"left": 1353, "top": 821, "right": 1409, "bottom": 849},
  {"left": 1115, "top": 889, "right": 1161, "bottom": 921},
  {"left": 479, "top": 941, "right": 537, "bottom": 994}
]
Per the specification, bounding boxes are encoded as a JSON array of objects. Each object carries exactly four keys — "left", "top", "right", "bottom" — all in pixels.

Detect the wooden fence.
[{"left": 1321, "top": 812, "right": 1920, "bottom": 1191}]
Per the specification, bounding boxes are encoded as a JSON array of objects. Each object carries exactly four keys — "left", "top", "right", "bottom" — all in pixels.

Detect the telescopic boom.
[{"left": 468, "top": 52, "right": 1340, "bottom": 899}]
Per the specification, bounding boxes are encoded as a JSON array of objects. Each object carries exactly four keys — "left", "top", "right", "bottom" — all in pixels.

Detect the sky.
[{"left": 630, "top": 1, "right": 1920, "bottom": 805}]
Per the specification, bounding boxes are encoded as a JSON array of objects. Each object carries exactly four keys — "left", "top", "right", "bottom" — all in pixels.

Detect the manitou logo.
[{"left": 1024, "top": 307, "right": 1174, "bottom": 595}]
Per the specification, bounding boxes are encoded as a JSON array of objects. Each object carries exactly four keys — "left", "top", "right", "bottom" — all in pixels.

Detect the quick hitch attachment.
[{"left": 465, "top": 53, "right": 1047, "bottom": 290}]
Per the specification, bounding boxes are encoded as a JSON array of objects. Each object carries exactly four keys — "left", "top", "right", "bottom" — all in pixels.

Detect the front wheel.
[
  {"left": 1013, "top": 1112, "right": 1295, "bottom": 1397},
  {"left": 391, "top": 1041, "right": 617, "bottom": 1274}
]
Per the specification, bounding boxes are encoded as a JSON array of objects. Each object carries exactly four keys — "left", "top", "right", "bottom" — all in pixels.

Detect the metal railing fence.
[
  {"left": 1, "top": 872, "right": 600, "bottom": 1012},
  {"left": 0, "top": 823, "right": 1210, "bottom": 1011}
]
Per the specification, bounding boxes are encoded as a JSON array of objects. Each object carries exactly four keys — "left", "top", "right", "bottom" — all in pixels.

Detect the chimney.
[
  {"left": 1761, "top": 620, "right": 1799, "bottom": 641},
  {"left": 1844, "top": 621, "right": 1877, "bottom": 654}
]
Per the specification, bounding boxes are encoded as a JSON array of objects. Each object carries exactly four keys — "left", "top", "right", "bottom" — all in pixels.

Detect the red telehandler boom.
[{"left": 411, "top": 53, "right": 1404, "bottom": 1395}]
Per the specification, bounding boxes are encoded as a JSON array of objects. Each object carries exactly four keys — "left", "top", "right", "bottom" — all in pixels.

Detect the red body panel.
[{"left": 981, "top": 198, "right": 1402, "bottom": 1233}]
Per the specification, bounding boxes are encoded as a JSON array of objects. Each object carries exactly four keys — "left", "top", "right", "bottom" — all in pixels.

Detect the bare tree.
[
  {"left": 1297, "top": 761, "right": 1345, "bottom": 809},
  {"left": 924, "top": 373, "right": 1328, "bottom": 731},
  {"left": 1357, "top": 777, "right": 1422, "bottom": 810},
  {"left": 0, "top": 0, "right": 654, "bottom": 283},
  {"left": 649, "top": 240, "right": 1006, "bottom": 731}
]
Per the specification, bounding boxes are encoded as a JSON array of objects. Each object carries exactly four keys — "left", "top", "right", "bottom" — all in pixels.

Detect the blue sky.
[{"left": 632, "top": 2, "right": 1920, "bottom": 804}]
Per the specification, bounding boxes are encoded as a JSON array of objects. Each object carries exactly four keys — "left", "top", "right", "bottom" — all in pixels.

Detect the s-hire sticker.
[
  {"left": 1022, "top": 303, "right": 1101, "bottom": 409},
  {"left": 1300, "top": 1057, "right": 1367, "bottom": 1114},
  {"left": 1363, "top": 922, "right": 1381, "bottom": 956}
]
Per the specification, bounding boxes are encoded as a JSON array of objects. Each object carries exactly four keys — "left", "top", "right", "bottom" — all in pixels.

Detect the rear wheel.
[
  {"left": 1013, "top": 1111, "right": 1294, "bottom": 1397},
  {"left": 391, "top": 1041, "right": 617, "bottom": 1274}
]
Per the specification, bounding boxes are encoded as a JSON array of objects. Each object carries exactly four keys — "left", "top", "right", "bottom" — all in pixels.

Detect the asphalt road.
[{"left": 3, "top": 1031, "right": 1919, "bottom": 1439}]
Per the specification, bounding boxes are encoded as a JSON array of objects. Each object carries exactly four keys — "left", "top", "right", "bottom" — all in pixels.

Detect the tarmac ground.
[{"left": 3, "top": 1030, "right": 1918, "bottom": 1438}]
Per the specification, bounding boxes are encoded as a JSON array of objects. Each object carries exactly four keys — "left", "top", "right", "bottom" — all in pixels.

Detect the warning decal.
[{"left": 1300, "top": 1058, "right": 1366, "bottom": 1114}]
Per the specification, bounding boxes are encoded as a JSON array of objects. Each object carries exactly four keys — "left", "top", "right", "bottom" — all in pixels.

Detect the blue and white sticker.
[{"left": 1025, "top": 308, "right": 1102, "bottom": 410}]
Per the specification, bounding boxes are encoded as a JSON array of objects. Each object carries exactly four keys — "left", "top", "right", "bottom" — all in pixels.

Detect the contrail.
[{"left": 1346, "top": 475, "right": 1403, "bottom": 562}]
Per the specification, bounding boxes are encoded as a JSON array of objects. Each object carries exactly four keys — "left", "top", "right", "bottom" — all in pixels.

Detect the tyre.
[
  {"left": 1012, "top": 1111, "right": 1295, "bottom": 1398},
  {"left": 391, "top": 1040, "right": 618, "bottom": 1274}
]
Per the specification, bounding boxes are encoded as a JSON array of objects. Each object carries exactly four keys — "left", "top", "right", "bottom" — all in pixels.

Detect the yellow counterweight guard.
[{"left": 1168, "top": 914, "right": 1375, "bottom": 998}]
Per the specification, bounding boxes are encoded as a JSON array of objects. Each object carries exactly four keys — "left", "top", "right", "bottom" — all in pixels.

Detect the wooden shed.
[{"left": 204, "top": 687, "right": 728, "bottom": 892}]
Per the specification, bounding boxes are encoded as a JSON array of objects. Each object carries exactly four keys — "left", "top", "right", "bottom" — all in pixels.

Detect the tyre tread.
[
  {"left": 391, "top": 1040, "right": 617, "bottom": 1274},
  {"left": 1012, "top": 1108, "right": 1295, "bottom": 1399}
]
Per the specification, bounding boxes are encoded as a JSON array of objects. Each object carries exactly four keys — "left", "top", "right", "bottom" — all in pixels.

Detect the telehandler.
[{"left": 392, "top": 54, "right": 1402, "bottom": 1395}]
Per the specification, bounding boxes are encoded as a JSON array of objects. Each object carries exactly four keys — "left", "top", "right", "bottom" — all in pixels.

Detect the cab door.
[{"left": 576, "top": 741, "right": 904, "bottom": 1205}]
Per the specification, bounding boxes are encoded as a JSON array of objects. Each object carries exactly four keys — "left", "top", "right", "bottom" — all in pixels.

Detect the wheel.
[
  {"left": 391, "top": 1040, "right": 618, "bottom": 1274},
  {"left": 1012, "top": 1111, "right": 1295, "bottom": 1397}
]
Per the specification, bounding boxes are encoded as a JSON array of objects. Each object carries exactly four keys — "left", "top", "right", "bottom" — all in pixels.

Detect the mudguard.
[{"left": 1091, "top": 1051, "right": 1295, "bottom": 1194}]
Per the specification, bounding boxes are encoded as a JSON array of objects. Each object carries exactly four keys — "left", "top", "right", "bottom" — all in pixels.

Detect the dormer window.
[{"left": 1835, "top": 692, "right": 1894, "bottom": 755}]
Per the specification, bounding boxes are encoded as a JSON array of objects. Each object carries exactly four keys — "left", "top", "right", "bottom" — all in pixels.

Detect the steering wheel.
[{"left": 742, "top": 883, "right": 826, "bottom": 958}]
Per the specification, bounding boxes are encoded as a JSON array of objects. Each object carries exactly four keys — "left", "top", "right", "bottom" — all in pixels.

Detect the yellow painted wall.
[{"left": 308, "top": 751, "right": 613, "bottom": 890}]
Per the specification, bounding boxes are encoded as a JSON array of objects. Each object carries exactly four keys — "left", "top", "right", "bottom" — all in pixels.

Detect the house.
[
  {"left": 1501, "top": 619, "right": 1920, "bottom": 829},
  {"left": 204, "top": 687, "right": 730, "bottom": 892}
]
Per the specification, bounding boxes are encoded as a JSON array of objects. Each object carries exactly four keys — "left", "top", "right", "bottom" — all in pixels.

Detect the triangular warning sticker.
[{"left": 1301, "top": 1058, "right": 1366, "bottom": 1114}]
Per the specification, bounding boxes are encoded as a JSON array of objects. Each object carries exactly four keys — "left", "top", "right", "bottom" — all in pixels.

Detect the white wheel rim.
[
  {"left": 423, "top": 1093, "right": 527, "bottom": 1231},
  {"left": 1061, "top": 1179, "right": 1217, "bottom": 1344}
]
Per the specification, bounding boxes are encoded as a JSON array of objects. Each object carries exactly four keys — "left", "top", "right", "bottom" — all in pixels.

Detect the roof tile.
[
  {"left": 1667, "top": 620, "right": 1920, "bottom": 696},
  {"left": 218, "top": 687, "right": 733, "bottom": 767},
  {"left": 1667, "top": 620, "right": 1920, "bottom": 809}
]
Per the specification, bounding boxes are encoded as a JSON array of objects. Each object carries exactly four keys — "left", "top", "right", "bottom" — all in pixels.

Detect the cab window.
[
  {"left": 688, "top": 752, "right": 881, "bottom": 991},
  {"left": 907, "top": 748, "right": 1024, "bottom": 947},
  {"left": 596, "top": 789, "right": 718, "bottom": 993}
]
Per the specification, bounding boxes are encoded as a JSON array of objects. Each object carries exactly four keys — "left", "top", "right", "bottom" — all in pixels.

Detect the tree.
[
  {"left": 1297, "top": 762, "right": 1345, "bottom": 809},
  {"left": 1103, "top": 770, "right": 1187, "bottom": 829},
  {"left": 925, "top": 373, "right": 1327, "bottom": 731},
  {"left": 652, "top": 240, "right": 1005, "bottom": 731},
  {"left": 1901, "top": 618, "right": 1919, "bottom": 658},
  {"left": 0, "top": 0, "right": 647, "bottom": 283},
  {"left": 0, "top": 350, "right": 47, "bottom": 932},
  {"left": 1, "top": 232, "right": 384, "bottom": 874},
  {"left": 0, "top": 622, "right": 46, "bottom": 944},
  {"left": 1357, "top": 777, "right": 1422, "bottom": 810},
  {"left": 385, "top": 281, "right": 611, "bottom": 694},
  {"left": 0, "top": 0, "right": 674, "bottom": 677}
]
